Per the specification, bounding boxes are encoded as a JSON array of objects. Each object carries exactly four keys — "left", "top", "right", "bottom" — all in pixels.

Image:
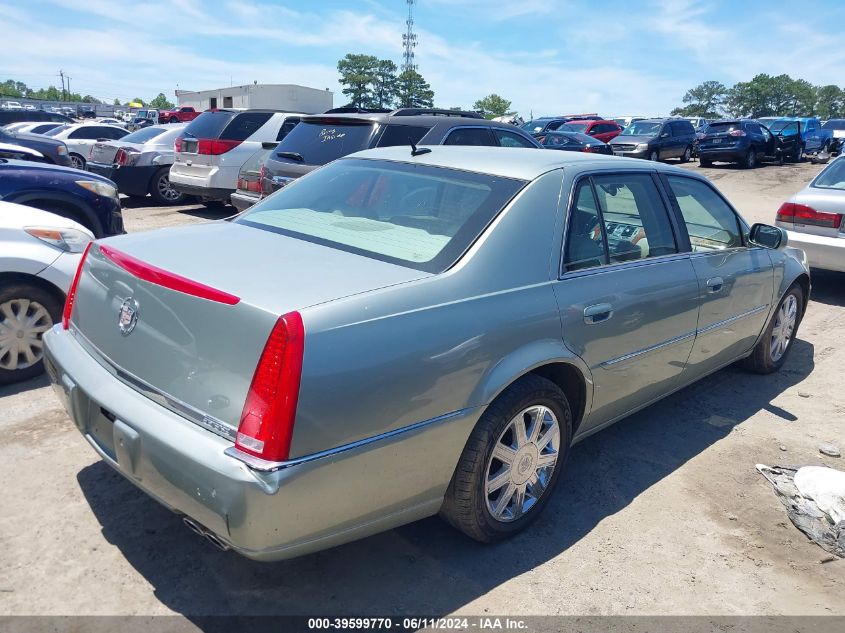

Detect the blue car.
[{"left": 0, "top": 159, "right": 124, "bottom": 238}]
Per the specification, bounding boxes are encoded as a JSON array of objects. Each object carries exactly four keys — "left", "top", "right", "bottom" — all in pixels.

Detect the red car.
[
  {"left": 158, "top": 107, "right": 202, "bottom": 124},
  {"left": 557, "top": 119, "right": 622, "bottom": 143}
]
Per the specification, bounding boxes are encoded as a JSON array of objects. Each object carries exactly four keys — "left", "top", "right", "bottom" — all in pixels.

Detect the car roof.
[{"left": 346, "top": 146, "right": 693, "bottom": 181}]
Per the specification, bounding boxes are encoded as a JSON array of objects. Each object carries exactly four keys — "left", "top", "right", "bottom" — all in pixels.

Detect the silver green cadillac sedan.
[{"left": 44, "top": 146, "right": 810, "bottom": 561}]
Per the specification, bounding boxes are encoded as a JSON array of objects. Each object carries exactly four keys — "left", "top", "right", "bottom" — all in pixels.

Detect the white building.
[{"left": 175, "top": 83, "right": 333, "bottom": 113}]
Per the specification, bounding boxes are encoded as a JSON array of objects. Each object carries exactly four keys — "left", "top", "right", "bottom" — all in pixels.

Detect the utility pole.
[
  {"left": 66, "top": 75, "right": 71, "bottom": 100},
  {"left": 401, "top": 0, "right": 418, "bottom": 73},
  {"left": 59, "top": 70, "right": 66, "bottom": 101}
]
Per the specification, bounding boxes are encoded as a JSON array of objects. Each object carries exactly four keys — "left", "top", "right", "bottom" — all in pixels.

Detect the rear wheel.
[
  {"left": 169, "top": 116, "right": 179, "bottom": 124},
  {"left": 0, "top": 283, "right": 62, "bottom": 384},
  {"left": 148, "top": 167, "right": 186, "bottom": 205},
  {"left": 69, "top": 153, "right": 86, "bottom": 170},
  {"left": 680, "top": 146, "right": 692, "bottom": 163},
  {"left": 440, "top": 375, "right": 572, "bottom": 543},
  {"left": 793, "top": 143, "right": 804, "bottom": 162},
  {"left": 741, "top": 284, "right": 803, "bottom": 374},
  {"left": 742, "top": 147, "right": 757, "bottom": 169}
]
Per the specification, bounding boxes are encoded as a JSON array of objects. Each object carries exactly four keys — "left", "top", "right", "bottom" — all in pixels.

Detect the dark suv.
[
  {"left": 698, "top": 119, "right": 800, "bottom": 168},
  {"left": 258, "top": 108, "right": 541, "bottom": 198},
  {"left": 609, "top": 119, "right": 696, "bottom": 162}
]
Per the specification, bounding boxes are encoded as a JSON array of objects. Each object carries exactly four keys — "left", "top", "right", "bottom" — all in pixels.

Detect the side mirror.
[
  {"left": 660, "top": 132, "right": 670, "bottom": 138},
  {"left": 749, "top": 223, "right": 787, "bottom": 250}
]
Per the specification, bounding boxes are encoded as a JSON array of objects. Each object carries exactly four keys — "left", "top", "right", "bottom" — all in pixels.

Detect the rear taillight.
[
  {"left": 776, "top": 202, "right": 843, "bottom": 229},
  {"left": 114, "top": 148, "right": 138, "bottom": 166},
  {"left": 729, "top": 129, "right": 746, "bottom": 137},
  {"left": 197, "top": 139, "right": 242, "bottom": 155},
  {"left": 174, "top": 136, "right": 183, "bottom": 152},
  {"left": 62, "top": 242, "right": 92, "bottom": 329},
  {"left": 235, "top": 312, "right": 305, "bottom": 462}
]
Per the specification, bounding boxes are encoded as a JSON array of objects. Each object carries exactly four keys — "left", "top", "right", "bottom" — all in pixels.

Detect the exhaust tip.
[{"left": 182, "top": 517, "right": 230, "bottom": 552}]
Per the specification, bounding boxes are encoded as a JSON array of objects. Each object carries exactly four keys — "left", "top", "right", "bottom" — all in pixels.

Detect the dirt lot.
[{"left": 0, "top": 160, "right": 843, "bottom": 618}]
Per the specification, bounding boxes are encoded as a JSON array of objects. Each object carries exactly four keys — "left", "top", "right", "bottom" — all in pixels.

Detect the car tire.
[
  {"left": 148, "top": 167, "right": 187, "bottom": 206},
  {"left": 740, "top": 284, "right": 803, "bottom": 375},
  {"left": 69, "top": 153, "right": 86, "bottom": 170},
  {"left": 0, "top": 283, "right": 63, "bottom": 384},
  {"left": 793, "top": 143, "right": 804, "bottom": 162},
  {"left": 440, "top": 374, "right": 572, "bottom": 543},
  {"left": 742, "top": 147, "right": 757, "bottom": 169},
  {"left": 680, "top": 146, "right": 692, "bottom": 163},
  {"left": 169, "top": 117, "right": 179, "bottom": 124},
  {"left": 699, "top": 159, "right": 712, "bottom": 167},
  {"left": 649, "top": 150, "right": 659, "bottom": 162}
]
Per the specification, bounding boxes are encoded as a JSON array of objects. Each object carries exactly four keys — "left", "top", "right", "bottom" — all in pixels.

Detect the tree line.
[
  {"left": 0, "top": 79, "right": 175, "bottom": 109},
  {"left": 672, "top": 75, "right": 845, "bottom": 119}
]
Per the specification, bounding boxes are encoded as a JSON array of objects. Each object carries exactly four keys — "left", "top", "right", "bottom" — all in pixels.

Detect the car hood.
[
  {"left": 610, "top": 135, "right": 655, "bottom": 144},
  {"left": 1, "top": 158, "right": 115, "bottom": 183},
  {"left": 8, "top": 132, "right": 66, "bottom": 151},
  {"left": 0, "top": 199, "right": 92, "bottom": 232}
]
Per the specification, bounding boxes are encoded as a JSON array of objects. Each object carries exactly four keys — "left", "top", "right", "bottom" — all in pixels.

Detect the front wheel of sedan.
[
  {"left": 69, "top": 153, "right": 86, "bottom": 170},
  {"left": 741, "top": 284, "right": 803, "bottom": 374},
  {"left": 0, "top": 284, "right": 63, "bottom": 384},
  {"left": 441, "top": 375, "right": 572, "bottom": 543},
  {"left": 649, "top": 150, "right": 659, "bottom": 162}
]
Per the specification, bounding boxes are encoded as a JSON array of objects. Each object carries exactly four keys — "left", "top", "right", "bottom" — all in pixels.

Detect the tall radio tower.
[{"left": 401, "top": 0, "right": 418, "bottom": 73}]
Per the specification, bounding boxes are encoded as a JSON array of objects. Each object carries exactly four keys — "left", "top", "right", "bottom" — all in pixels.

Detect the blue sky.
[{"left": 3, "top": 0, "right": 845, "bottom": 116}]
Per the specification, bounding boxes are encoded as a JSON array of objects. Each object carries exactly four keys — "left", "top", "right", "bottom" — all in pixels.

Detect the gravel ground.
[{"left": 0, "top": 159, "right": 843, "bottom": 618}]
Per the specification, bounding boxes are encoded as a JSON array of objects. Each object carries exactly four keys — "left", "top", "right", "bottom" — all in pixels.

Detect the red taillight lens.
[
  {"left": 62, "top": 242, "right": 92, "bottom": 329},
  {"left": 98, "top": 244, "right": 240, "bottom": 305},
  {"left": 197, "top": 139, "right": 242, "bottom": 155},
  {"left": 729, "top": 129, "right": 746, "bottom": 137},
  {"left": 776, "top": 202, "right": 843, "bottom": 228},
  {"left": 235, "top": 312, "right": 305, "bottom": 462},
  {"left": 174, "top": 136, "right": 183, "bottom": 152}
]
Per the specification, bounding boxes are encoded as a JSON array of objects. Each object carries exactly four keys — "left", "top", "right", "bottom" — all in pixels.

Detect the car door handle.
[
  {"left": 584, "top": 303, "right": 613, "bottom": 324},
  {"left": 706, "top": 276, "right": 724, "bottom": 293}
]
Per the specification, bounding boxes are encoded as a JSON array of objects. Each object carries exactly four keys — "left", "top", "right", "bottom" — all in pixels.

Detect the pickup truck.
[
  {"left": 158, "top": 107, "right": 202, "bottom": 124},
  {"left": 761, "top": 117, "right": 834, "bottom": 155}
]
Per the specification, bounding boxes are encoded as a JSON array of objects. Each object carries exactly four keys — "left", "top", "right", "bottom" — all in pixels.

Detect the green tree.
[
  {"left": 0, "top": 79, "right": 23, "bottom": 97},
  {"left": 370, "top": 59, "right": 398, "bottom": 109},
  {"left": 113, "top": 98, "right": 121, "bottom": 106},
  {"left": 670, "top": 80, "right": 727, "bottom": 118},
  {"left": 395, "top": 69, "right": 434, "bottom": 108},
  {"left": 132, "top": 97, "right": 147, "bottom": 106},
  {"left": 472, "top": 94, "right": 513, "bottom": 118},
  {"left": 337, "top": 53, "right": 379, "bottom": 108},
  {"left": 815, "top": 85, "right": 844, "bottom": 119},
  {"left": 149, "top": 92, "right": 174, "bottom": 109}
]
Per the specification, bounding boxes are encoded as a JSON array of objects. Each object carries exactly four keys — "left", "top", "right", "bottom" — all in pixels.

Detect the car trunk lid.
[{"left": 70, "top": 221, "right": 428, "bottom": 438}]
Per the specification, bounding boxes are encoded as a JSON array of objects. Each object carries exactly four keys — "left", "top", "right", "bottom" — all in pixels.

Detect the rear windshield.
[
  {"left": 183, "top": 110, "right": 238, "bottom": 139},
  {"left": 559, "top": 123, "right": 589, "bottom": 133},
  {"left": 235, "top": 158, "right": 526, "bottom": 273},
  {"left": 272, "top": 121, "right": 378, "bottom": 165},
  {"left": 43, "top": 125, "right": 70, "bottom": 137},
  {"left": 706, "top": 122, "right": 740, "bottom": 134},
  {"left": 121, "top": 127, "right": 168, "bottom": 143},
  {"left": 812, "top": 159, "right": 845, "bottom": 189}
]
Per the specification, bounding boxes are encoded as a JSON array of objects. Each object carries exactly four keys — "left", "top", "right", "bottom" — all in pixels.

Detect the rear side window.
[
  {"left": 377, "top": 124, "right": 431, "bottom": 147},
  {"left": 122, "top": 127, "right": 168, "bottom": 143},
  {"left": 221, "top": 112, "right": 273, "bottom": 140},
  {"left": 236, "top": 158, "right": 526, "bottom": 273},
  {"left": 564, "top": 181, "right": 607, "bottom": 272},
  {"left": 276, "top": 117, "right": 300, "bottom": 142},
  {"left": 666, "top": 176, "right": 742, "bottom": 251},
  {"left": 493, "top": 129, "right": 536, "bottom": 148},
  {"left": 274, "top": 121, "right": 377, "bottom": 165},
  {"left": 443, "top": 127, "right": 496, "bottom": 146},
  {"left": 69, "top": 126, "right": 117, "bottom": 140},
  {"left": 183, "top": 110, "right": 238, "bottom": 139}
]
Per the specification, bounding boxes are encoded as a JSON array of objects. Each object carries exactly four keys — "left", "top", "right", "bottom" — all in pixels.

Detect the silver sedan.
[
  {"left": 776, "top": 155, "right": 845, "bottom": 272},
  {"left": 44, "top": 147, "right": 809, "bottom": 561}
]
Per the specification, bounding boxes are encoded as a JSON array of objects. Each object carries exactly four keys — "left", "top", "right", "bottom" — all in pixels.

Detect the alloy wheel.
[
  {"left": 70, "top": 155, "right": 84, "bottom": 169},
  {"left": 157, "top": 172, "right": 181, "bottom": 202},
  {"left": 485, "top": 405, "right": 560, "bottom": 522},
  {"left": 0, "top": 299, "right": 53, "bottom": 371},
  {"left": 770, "top": 294, "right": 798, "bottom": 363}
]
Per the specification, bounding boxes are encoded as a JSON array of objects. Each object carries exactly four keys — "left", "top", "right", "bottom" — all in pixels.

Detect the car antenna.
[{"left": 410, "top": 138, "right": 431, "bottom": 157}]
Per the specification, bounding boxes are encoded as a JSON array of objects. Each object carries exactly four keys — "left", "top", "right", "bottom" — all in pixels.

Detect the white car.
[
  {"left": 776, "top": 155, "right": 845, "bottom": 272},
  {"left": 169, "top": 109, "right": 301, "bottom": 205},
  {"left": 2, "top": 121, "right": 63, "bottom": 135},
  {"left": 3, "top": 101, "right": 23, "bottom": 110},
  {"left": 0, "top": 202, "right": 93, "bottom": 383},
  {"left": 42, "top": 122, "right": 129, "bottom": 169},
  {"left": 22, "top": 104, "right": 36, "bottom": 111}
]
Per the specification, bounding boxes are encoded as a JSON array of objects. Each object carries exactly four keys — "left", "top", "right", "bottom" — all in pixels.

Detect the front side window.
[
  {"left": 493, "top": 129, "right": 536, "bottom": 148},
  {"left": 666, "top": 176, "right": 742, "bottom": 251},
  {"left": 236, "top": 158, "right": 525, "bottom": 273}
]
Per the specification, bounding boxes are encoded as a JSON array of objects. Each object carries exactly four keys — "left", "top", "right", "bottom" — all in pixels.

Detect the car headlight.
[
  {"left": 76, "top": 180, "right": 118, "bottom": 199},
  {"left": 57, "top": 145, "right": 68, "bottom": 155},
  {"left": 636, "top": 143, "right": 649, "bottom": 151},
  {"left": 24, "top": 227, "right": 93, "bottom": 253}
]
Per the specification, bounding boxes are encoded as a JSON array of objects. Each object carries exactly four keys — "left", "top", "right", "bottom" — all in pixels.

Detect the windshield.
[
  {"left": 767, "top": 120, "right": 792, "bottom": 132},
  {"left": 43, "top": 125, "right": 70, "bottom": 137},
  {"left": 236, "top": 158, "right": 526, "bottom": 273},
  {"left": 812, "top": 158, "right": 845, "bottom": 190},
  {"left": 822, "top": 119, "right": 845, "bottom": 130},
  {"left": 559, "top": 123, "right": 589, "bottom": 133},
  {"left": 521, "top": 119, "right": 550, "bottom": 133},
  {"left": 620, "top": 122, "right": 661, "bottom": 136},
  {"left": 272, "top": 121, "right": 377, "bottom": 165}
]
